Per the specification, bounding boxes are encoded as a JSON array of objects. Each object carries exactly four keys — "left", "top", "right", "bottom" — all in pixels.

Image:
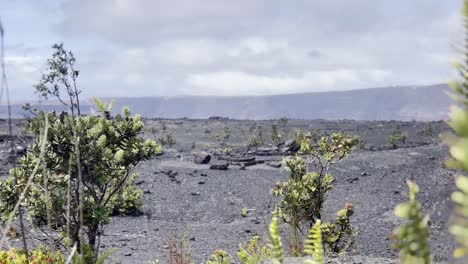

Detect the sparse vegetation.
[
  {"left": 272, "top": 131, "right": 359, "bottom": 255},
  {"left": 0, "top": 247, "right": 65, "bottom": 264},
  {"left": 5, "top": 2, "right": 468, "bottom": 263},
  {"left": 215, "top": 126, "right": 233, "bottom": 155},
  {"left": 418, "top": 123, "right": 436, "bottom": 137},
  {"left": 247, "top": 124, "right": 264, "bottom": 148},
  {"left": 270, "top": 123, "right": 281, "bottom": 145},
  {"left": 205, "top": 250, "right": 233, "bottom": 264},
  {"left": 278, "top": 118, "right": 289, "bottom": 139},
  {"left": 241, "top": 207, "right": 248, "bottom": 217},
  {"left": 168, "top": 231, "right": 192, "bottom": 264},
  {"left": 158, "top": 121, "right": 176, "bottom": 147},
  {"left": 238, "top": 235, "right": 271, "bottom": 264},
  {"left": 0, "top": 43, "right": 161, "bottom": 262},
  {"left": 386, "top": 126, "right": 408, "bottom": 148}
]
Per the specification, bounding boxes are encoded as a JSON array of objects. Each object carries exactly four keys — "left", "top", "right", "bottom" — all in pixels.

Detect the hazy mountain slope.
[
  {"left": 1, "top": 84, "right": 452, "bottom": 120},
  {"left": 105, "top": 84, "right": 451, "bottom": 120}
]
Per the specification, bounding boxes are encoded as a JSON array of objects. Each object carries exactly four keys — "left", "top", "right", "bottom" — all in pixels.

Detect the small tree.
[
  {"left": 0, "top": 43, "right": 162, "bottom": 262},
  {"left": 272, "top": 131, "right": 359, "bottom": 255}
]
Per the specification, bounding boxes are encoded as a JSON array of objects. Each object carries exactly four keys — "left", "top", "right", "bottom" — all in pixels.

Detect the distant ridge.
[{"left": 1, "top": 84, "right": 453, "bottom": 121}]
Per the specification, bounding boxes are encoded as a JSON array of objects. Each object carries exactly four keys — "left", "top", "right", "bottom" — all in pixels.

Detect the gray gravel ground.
[{"left": 0, "top": 118, "right": 462, "bottom": 263}]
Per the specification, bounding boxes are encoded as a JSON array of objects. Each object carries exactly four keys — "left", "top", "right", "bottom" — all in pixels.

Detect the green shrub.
[
  {"left": 247, "top": 124, "right": 264, "bottom": 148},
  {"left": 215, "top": 126, "right": 233, "bottom": 155},
  {"left": 272, "top": 131, "right": 359, "bottom": 255},
  {"left": 241, "top": 207, "right": 248, "bottom": 217},
  {"left": 216, "top": 126, "right": 231, "bottom": 147},
  {"left": 206, "top": 250, "right": 233, "bottom": 264},
  {"left": 109, "top": 174, "right": 144, "bottom": 216},
  {"left": 270, "top": 123, "right": 281, "bottom": 145},
  {"left": 0, "top": 105, "right": 161, "bottom": 255},
  {"left": 386, "top": 127, "right": 408, "bottom": 148},
  {"left": 0, "top": 247, "right": 64, "bottom": 264},
  {"left": 0, "top": 43, "right": 161, "bottom": 260},
  {"left": 321, "top": 204, "right": 355, "bottom": 254},
  {"left": 418, "top": 124, "right": 435, "bottom": 137},
  {"left": 158, "top": 121, "right": 176, "bottom": 146}
]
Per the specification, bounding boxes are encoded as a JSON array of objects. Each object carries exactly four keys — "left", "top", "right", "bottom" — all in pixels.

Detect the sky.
[{"left": 0, "top": 0, "right": 464, "bottom": 101}]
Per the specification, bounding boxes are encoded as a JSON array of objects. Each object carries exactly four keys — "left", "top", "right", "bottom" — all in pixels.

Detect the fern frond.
[
  {"left": 445, "top": 2, "right": 468, "bottom": 259},
  {"left": 392, "top": 180, "right": 432, "bottom": 264},
  {"left": 451, "top": 176, "right": 468, "bottom": 258},
  {"left": 303, "top": 220, "right": 324, "bottom": 264},
  {"left": 93, "top": 97, "right": 107, "bottom": 112},
  {"left": 268, "top": 213, "right": 284, "bottom": 264}
]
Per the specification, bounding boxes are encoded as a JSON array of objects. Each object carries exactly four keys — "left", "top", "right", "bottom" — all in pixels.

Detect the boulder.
[
  {"left": 281, "top": 139, "right": 300, "bottom": 153},
  {"left": 194, "top": 152, "right": 211, "bottom": 164},
  {"left": 266, "top": 161, "right": 282, "bottom": 168},
  {"left": 210, "top": 162, "right": 229, "bottom": 170}
]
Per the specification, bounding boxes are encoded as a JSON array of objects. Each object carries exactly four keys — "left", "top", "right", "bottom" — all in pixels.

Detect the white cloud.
[
  {"left": 0, "top": 0, "right": 462, "bottom": 99},
  {"left": 184, "top": 69, "right": 392, "bottom": 96}
]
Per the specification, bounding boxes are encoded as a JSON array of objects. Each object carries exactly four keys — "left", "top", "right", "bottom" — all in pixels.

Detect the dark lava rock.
[
  {"left": 282, "top": 139, "right": 300, "bottom": 153},
  {"left": 9, "top": 145, "right": 26, "bottom": 156},
  {"left": 266, "top": 161, "right": 282, "bottom": 168},
  {"left": 219, "top": 156, "right": 255, "bottom": 162},
  {"left": 194, "top": 152, "right": 211, "bottom": 164},
  {"left": 210, "top": 162, "right": 229, "bottom": 170}
]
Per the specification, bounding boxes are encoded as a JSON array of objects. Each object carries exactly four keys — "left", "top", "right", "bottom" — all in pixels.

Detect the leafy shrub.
[
  {"left": 206, "top": 250, "right": 233, "bottom": 264},
  {"left": 238, "top": 235, "right": 271, "bottom": 264},
  {"left": 270, "top": 123, "right": 281, "bottom": 145},
  {"left": 418, "top": 124, "right": 435, "bottom": 137},
  {"left": 392, "top": 180, "right": 431, "bottom": 263},
  {"left": 0, "top": 247, "right": 64, "bottom": 264},
  {"left": 321, "top": 204, "right": 355, "bottom": 254},
  {"left": 158, "top": 121, "right": 176, "bottom": 147},
  {"left": 0, "top": 104, "right": 161, "bottom": 255},
  {"left": 73, "top": 244, "right": 114, "bottom": 264},
  {"left": 386, "top": 127, "right": 408, "bottom": 148},
  {"left": 247, "top": 124, "right": 264, "bottom": 148},
  {"left": 216, "top": 126, "right": 231, "bottom": 147},
  {"left": 109, "top": 174, "right": 144, "bottom": 216},
  {"left": 272, "top": 131, "right": 359, "bottom": 255},
  {"left": 215, "top": 126, "right": 233, "bottom": 155},
  {"left": 241, "top": 207, "right": 248, "bottom": 217}
]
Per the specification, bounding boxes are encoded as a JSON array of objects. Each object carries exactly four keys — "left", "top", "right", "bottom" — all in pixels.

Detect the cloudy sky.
[{"left": 0, "top": 0, "right": 463, "bottom": 100}]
